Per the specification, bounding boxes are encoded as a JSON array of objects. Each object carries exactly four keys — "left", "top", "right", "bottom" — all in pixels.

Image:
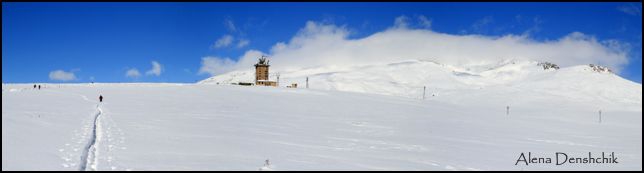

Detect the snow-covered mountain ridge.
[{"left": 199, "top": 59, "right": 641, "bottom": 111}]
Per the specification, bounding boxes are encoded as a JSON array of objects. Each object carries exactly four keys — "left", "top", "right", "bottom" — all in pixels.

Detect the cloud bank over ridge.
[{"left": 200, "top": 19, "right": 630, "bottom": 76}]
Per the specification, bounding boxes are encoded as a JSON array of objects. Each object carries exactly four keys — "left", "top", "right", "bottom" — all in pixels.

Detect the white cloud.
[
  {"left": 202, "top": 20, "right": 630, "bottom": 76},
  {"left": 198, "top": 57, "right": 237, "bottom": 76},
  {"left": 393, "top": 15, "right": 410, "bottom": 29},
  {"left": 49, "top": 70, "right": 77, "bottom": 81},
  {"left": 213, "top": 35, "right": 234, "bottom": 48},
  {"left": 472, "top": 16, "right": 494, "bottom": 33},
  {"left": 146, "top": 61, "right": 163, "bottom": 76},
  {"left": 618, "top": 3, "right": 641, "bottom": 16},
  {"left": 125, "top": 68, "right": 141, "bottom": 78},
  {"left": 224, "top": 18, "right": 237, "bottom": 32},
  {"left": 217, "top": 18, "right": 252, "bottom": 50},
  {"left": 199, "top": 50, "right": 264, "bottom": 76},
  {"left": 237, "top": 39, "right": 250, "bottom": 48},
  {"left": 522, "top": 16, "right": 543, "bottom": 36},
  {"left": 417, "top": 15, "right": 432, "bottom": 29}
]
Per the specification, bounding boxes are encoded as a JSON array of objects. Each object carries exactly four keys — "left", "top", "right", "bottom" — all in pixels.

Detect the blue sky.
[{"left": 2, "top": 2, "right": 642, "bottom": 83}]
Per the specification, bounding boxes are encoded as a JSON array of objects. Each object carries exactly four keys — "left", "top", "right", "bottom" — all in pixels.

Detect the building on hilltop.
[{"left": 255, "top": 56, "right": 277, "bottom": 87}]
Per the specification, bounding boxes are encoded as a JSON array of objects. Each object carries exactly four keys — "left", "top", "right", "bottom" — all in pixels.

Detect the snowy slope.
[
  {"left": 199, "top": 59, "right": 641, "bottom": 111},
  {"left": 2, "top": 82, "right": 642, "bottom": 170}
]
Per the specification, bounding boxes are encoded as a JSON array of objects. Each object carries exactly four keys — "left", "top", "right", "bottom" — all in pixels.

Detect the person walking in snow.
[
  {"left": 99, "top": 95, "right": 103, "bottom": 102},
  {"left": 33, "top": 84, "right": 37, "bottom": 89},
  {"left": 38, "top": 85, "right": 41, "bottom": 90}
]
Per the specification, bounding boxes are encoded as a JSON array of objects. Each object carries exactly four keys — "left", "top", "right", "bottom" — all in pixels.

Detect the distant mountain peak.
[
  {"left": 537, "top": 62, "right": 560, "bottom": 70},
  {"left": 588, "top": 64, "right": 613, "bottom": 74}
]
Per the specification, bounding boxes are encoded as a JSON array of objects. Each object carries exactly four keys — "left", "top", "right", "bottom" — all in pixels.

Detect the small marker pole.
[{"left": 423, "top": 86, "right": 426, "bottom": 100}]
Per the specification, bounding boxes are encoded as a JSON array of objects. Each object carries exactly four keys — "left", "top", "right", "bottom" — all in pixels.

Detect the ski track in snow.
[
  {"left": 79, "top": 105, "right": 102, "bottom": 171},
  {"left": 54, "top": 90, "right": 127, "bottom": 171}
]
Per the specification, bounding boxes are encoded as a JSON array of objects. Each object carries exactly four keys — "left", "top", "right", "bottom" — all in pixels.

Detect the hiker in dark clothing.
[
  {"left": 99, "top": 95, "right": 103, "bottom": 102},
  {"left": 34, "top": 84, "right": 37, "bottom": 89},
  {"left": 38, "top": 85, "right": 41, "bottom": 90}
]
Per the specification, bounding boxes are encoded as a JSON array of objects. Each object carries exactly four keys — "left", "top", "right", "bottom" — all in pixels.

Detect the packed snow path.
[{"left": 79, "top": 105, "right": 103, "bottom": 171}]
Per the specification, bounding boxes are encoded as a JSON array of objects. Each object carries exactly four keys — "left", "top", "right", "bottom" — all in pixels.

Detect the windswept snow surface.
[{"left": 3, "top": 64, "right": 642, "bottom": 170}]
